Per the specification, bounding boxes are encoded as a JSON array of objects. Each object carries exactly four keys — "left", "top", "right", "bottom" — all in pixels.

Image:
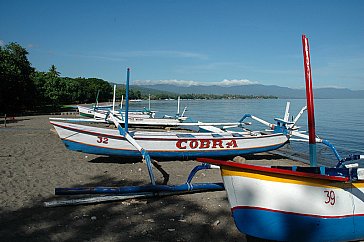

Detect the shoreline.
[{"left": 0, "top": 115, "right": 306, "bottom": 241}]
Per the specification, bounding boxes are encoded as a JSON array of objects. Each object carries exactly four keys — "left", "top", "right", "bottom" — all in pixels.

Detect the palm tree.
[{"left": 48, "top": 64, "right": 60, "bottom": 77}]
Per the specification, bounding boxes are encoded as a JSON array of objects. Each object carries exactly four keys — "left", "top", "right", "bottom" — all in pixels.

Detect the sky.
[{"left": 1, "top": 0, "right": 363, "bottom": 90}]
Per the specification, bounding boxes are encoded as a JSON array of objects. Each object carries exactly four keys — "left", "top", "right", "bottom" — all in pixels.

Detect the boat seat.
[
  {"left": 176, "top": 134, "right": 195, "bottom": 138},
  {"left": 272, "top": 166, "right": 351, "bottom": 178},
  {"left": 211, "top": 134, "right": 223, "bottom": 138}
]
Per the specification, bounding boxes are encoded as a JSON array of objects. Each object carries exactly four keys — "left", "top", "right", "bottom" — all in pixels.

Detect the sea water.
[{"left": 130, "top": 98, "right": 364, "bottom": 166}]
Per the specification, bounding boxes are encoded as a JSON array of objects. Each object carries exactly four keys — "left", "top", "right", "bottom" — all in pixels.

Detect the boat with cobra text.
[{"left": 50, "top": 115, "right": 291, "bottom": 160}]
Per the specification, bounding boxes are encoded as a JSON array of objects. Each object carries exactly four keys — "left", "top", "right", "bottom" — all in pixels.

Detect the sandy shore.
[{"left": 0, "top": 115, "right": 305, "bottom": 242}]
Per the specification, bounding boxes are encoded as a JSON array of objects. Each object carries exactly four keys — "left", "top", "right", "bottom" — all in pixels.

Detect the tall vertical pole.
[
  {"left": 96, "top": 90, "right": 100, "bottom": 107},
  {"left": 177, "top": 96, "right": 180, "bottom": 115},
  {"left": 112, "top": 85, "right": 116, "bottom": 113},
  {"left": 302, "top": 34, "right": 317, "bottom": 167},
  {"left": 125, "top": 68, "right": 130, "bottom": 133},
  {"left": 148, "top": 94, "right": 151, "bottom": 111}
]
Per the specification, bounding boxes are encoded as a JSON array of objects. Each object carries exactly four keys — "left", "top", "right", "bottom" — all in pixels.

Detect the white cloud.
[
  {"left": 0, "top": 40, "right": 5, "bottom": 47},
  {"left": 313, "top": 85, "right": 346, "bottom": 89},
  {"left": 134, "top": 79, "right": 257, "bottom": 87},
  {"left": 218, "top": 79, "right": 257, "bottom": 86}
]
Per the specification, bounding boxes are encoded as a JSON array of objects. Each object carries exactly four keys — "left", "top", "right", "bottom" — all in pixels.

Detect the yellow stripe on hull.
[{"left": 221, "top": 166, "right": 364, "bottom": 189}]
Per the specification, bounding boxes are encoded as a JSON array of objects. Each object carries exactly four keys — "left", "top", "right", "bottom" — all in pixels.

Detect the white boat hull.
[
  {"left": 50, "top": 121, "right": 289, "bottom": 160},
  {"left": 203, "top": 159, "right": 364, "bottom": 241},
  {"left": 78, "top": 105, "right": 151, "bottom": 118},
  {"left": 77, "top": 106, "right": 185, "bottom": 127}
]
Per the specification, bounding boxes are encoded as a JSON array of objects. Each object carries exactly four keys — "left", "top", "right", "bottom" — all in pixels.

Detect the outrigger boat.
[
  {"left": 77, "top": 86, "right": 156, "bottom": 120},
  {"left": 50, "top": 118, "right": 290, "bottom": 160},
  {"left": 198, "top": 154, "right": 364, "bottom": 241},
  {"left": 198, "top": 35, "right": 364, "bottom": 241},
  {"left": 51, "top": 67, "right": 305, "bottom": 160},
  {"left": 47, "top": 68, "right": 226, "bottom": 206},
  {"left": 77, "top": 105, "right": 153, "bottom": 119},
  {"left": 47, "top": 67, "right": 304, "bottom": 207},
  {"left": 74, "top": 105, "right": 190, "bottom": 128},
  {"left": 51, "top": 93, "right": 303, "bottom": 160},
  {"left": 73, "top": 91, "right": 191, "bottom": 128}
]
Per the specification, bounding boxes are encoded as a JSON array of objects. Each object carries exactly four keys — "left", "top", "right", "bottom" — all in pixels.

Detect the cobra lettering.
[{"left": 176, "top": 139, "right": 237, "bottom": 149}]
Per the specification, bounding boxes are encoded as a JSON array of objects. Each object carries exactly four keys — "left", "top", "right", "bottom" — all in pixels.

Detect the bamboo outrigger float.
[{"left": 198, "top": 35, "right": 364, "bottom": 241}]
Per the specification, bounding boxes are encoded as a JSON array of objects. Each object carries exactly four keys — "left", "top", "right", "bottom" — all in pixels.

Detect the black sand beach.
[{"left": 0, "top": 115, "right": 305, "bottom": 241}]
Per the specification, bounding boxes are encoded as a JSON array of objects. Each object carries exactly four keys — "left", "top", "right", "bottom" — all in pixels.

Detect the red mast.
[{"left": 302, "top": 34, "right": 317, "bottom": 166}]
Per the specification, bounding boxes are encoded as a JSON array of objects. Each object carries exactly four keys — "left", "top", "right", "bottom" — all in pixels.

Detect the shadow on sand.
[
  {"left": 88, "top": 153, "right": 285, "bottom": 165},
  {"left": 0, "top": 175, "right": 246, "bottom": 242}
]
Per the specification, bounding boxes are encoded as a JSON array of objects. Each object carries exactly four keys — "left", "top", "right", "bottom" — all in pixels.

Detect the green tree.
[
  {"left": 31, "top": 71, "right": 48, "bottom": 106},
  {"left": 48, "top": 64, "right": 60, "bottom": 78},
  {"left": 44, "top": 76, "right": 66, "bottom": 107},
  {"left": 63, "top": 77, "right": 82, "bottom": 104},
  {"left": 83, "top": 78, "right": 113, "bottom": 103},
  {"left": 0, "top": 42, "right": 35, "bottom": 114},
  {"left": 116, "top": 85, "right": 126, "bottom": 100}
]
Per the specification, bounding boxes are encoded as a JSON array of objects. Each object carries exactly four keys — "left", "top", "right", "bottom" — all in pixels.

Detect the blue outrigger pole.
[
  {"left": 52, "top": 68, "right": 224, "bottom": 203},
  {"left": 116, "top": 68, "right": 156, "bottom": 185}
]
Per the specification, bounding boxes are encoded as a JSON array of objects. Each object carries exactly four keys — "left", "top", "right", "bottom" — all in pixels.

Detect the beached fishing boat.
[
  {"left": 77, "top": 105, "right": 151, "bottom": 118},
  {"left": 49, "top": 67, "right": 301, "bottom": 208},
  {"left": 51, "top": 63, "right": 307, "bottom": 160},
  {"left": 78, "top": 84, "right": 156, "bottom": 119},
  {"left": 50, "top": 118, "right": 290, "bottom": 160},
  {"left": 198, "top": 157, "right": 364, "bottom": 241},
  {"left": 76, "top": 93, "right": 190, "bottom": 127},
  {"left": 48, "top": 67, "right": 305, "bottom": 207},
  {"left": 47, "top": 69, "right": 228, "bottom": 205},
  {"left": 55, "top": 76, "right": 298, "bottom": 157},
  {"left": 67, "top": 105, "right": 191, "bottom": 128},
  {"left": 198, "top": 35, "right": 364, "bottom": 241}
]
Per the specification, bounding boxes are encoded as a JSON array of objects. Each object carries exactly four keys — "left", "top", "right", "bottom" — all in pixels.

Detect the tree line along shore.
[{"left": 1, "top": 42, "right": 276, "bottom": 115}]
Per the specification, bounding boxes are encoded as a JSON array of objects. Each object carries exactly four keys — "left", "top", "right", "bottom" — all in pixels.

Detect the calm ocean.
[{"left": 130, "top": 98, "right": 364, "bottom": 166}]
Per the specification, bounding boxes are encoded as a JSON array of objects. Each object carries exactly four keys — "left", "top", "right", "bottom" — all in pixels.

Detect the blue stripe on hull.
[
  {"left": 62, "top": 140, "right": 286, "bottom": 160},
  {"left": 232, "top": 207, "right": 364, "bottom": 242}
]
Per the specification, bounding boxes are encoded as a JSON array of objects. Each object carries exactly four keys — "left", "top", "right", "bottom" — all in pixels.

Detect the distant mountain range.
[{"left": 133, "top": 84, "right": 364, "bottom": 99}]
